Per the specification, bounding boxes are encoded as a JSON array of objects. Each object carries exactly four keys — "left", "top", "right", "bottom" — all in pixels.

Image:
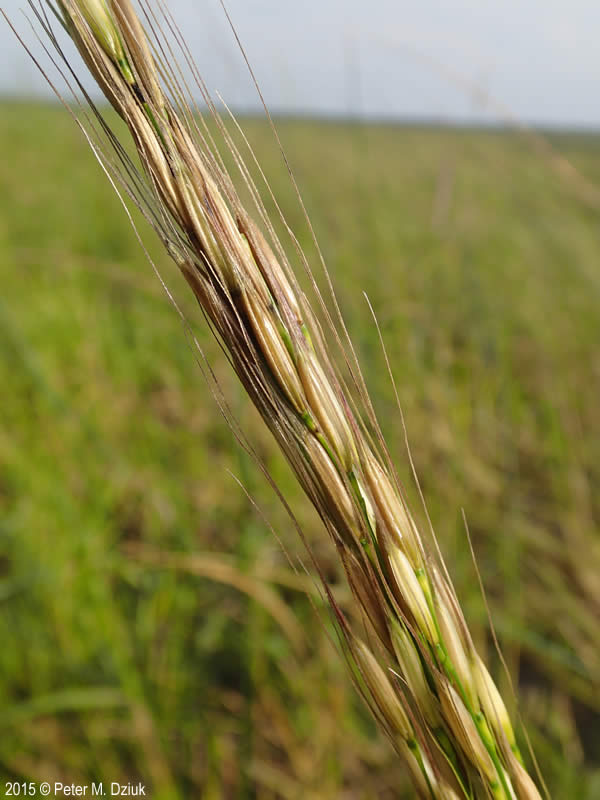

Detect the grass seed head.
[{"left": 38, "top": 1, "right": 546, "bottom": 795}]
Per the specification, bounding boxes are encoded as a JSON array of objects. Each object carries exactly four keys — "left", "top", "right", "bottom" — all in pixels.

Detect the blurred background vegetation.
[{"left": 0, "top": 101, "right": 599, "bottom": 798}]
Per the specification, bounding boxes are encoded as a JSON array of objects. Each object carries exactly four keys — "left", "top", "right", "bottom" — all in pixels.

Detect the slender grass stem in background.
[{"left": 6, "top": 1, "right": 547, "bottom": 797}]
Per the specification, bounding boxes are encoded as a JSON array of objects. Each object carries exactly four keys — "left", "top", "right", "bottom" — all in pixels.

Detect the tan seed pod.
[
  {"left": 435, "top": 584, "right": 478, "bottom": 711},
  {"left": 354, "top": 639, "right": 413, "bottom": 742},
  {"left": 439, "top": 683, "right": 498, "bottom": 787},
  {"left": 202, "top": 173, "right": 266, "bottom": 298},
  {"left": 238, "top": 214, "right": 303, "bottom": 324},
  {"left": 173, "top": 171, "right": 236, "bottom": 289},
  {"left": 473, "top": 654, "right": 517, "bottom": 753},
  {"left": 388, "top": 546, "right": 439, "bottom": 645},
  {"left": 297, "top": 349, "right": 356, "bottom": 471},
  {"left": 69, "top": 0, "right": 126, "bottom": 67},
  {"left": 57, "top": 0, "right": 130, "bottom": 114},
  {"left": 391, "top": 621, "right": 441, "bottom": 728},
  {"left": 134, "top": 109, "right": 180, "bottom": 216},
  {"left": 345, "top": 554, "right": 392, "bottom": 652},
  {"left": 242, "top": 288, "right": 307, "bottom": 415},
  {"left": 361, "top": 448, "right": 422, "bottom": 568},
  {"left": 508, "top": 754, "right": 543, "bottom": 800},
  {"left": 110, "top": 0, "right": 162, "bottom": 105},
  {"left": 304, "top": 436, "right": 361, "bottom": 545}
]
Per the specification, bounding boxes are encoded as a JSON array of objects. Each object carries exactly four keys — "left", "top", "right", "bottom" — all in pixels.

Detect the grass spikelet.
[
  {"left": 473, "top": 654, "right": 519, "bottom": 759},
  {"left": 353, "top": 637, "right": 414, "bottom": 744},
  {"left": 391, "top": 621, "right": 441, "bottom": 729},
  {"left": 439, "top": 683, "right": 507, "bottom": 794},
  {"left": 388, "top": 545, "right": 439, "bottom": 645}
]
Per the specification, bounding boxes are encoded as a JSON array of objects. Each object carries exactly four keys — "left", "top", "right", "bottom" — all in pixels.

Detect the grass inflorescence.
[
  {"left": 1, "top": 1, "right": 599, "bottom": 797},
  {"left": 14, "top": 0, "right": 546, "bottom": 795}
]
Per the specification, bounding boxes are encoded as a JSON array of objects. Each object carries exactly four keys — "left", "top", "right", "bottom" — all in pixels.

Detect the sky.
[{"left": 1, "top": 0, "right": 600, "bottom": 128}]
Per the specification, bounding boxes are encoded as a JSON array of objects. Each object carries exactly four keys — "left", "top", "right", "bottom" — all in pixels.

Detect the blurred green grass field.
[{"left": 1, "top": 102, "right": 599, "bottom": 798}]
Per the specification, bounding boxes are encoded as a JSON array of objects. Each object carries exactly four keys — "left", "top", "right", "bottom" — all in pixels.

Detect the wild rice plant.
[{"left": 8, "top": 1, "right": 545, "bottom": 797}]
